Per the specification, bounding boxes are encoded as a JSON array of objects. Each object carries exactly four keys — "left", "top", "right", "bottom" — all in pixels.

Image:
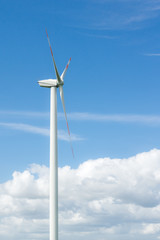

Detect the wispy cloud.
[
  {"left": 58, "top": 130, "right": 84, "bottom": 141},
  {"left": 0, "top": 122, "right": 49, "bottom": 136},
  {"left": 65, "top": 0, "right": 160, "bottom": 30},
  {"left": 0, "top": 110, "right": 49, "bottom": 118},
  {"left": 76, "top": 31, "right": 117, "bottom": 39},
  {"left": 2, "top": 111, "right": 160, "bottom": 126},
  {"left": 145, "top": 53, "right": 160, "bottom": 56},
  {"left": 59, "top": 112, "right": 160, "bottom": 125},
  {"left": 0, "top": 122, "right": 83, "bottom": 141}
]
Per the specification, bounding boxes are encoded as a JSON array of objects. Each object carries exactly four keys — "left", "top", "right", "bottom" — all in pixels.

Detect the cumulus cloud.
[
  {"left": 0, "top": 164, "right": 49, "bottom": 240},
  {"left": 1, "top": 149, "right": 160, "bottom": 239}
]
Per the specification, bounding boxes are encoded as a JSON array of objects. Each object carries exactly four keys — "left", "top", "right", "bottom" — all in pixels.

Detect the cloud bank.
[{"left": 1, "top": 149, "right": 160, "bottom": 239}]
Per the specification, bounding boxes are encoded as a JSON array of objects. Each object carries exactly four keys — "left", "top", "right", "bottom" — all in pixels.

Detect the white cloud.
[
  {"left": 0, "top": 122, "right": 83, "bottom": 141},
  {"left": 0, "top": 164, "right": 49, "bottom": 240},
  {"left": 3, "top": 110, "right": 160, "bottom": 126},
  {"left": 1, "top": 149, "right": 160, "bottom": 239},
  {"left": 60, "top": 112, "right": 160, "bottom": 125},
  {"left": 0, "top": 122, "right": 50, "bottom": 136},
  {"left": 58, "top": 129, "right": 84, "bottom": 141},
  {"left": 0, "top": 110, "right": 49, "bottom": 118},
  {"left": 64, "top": 0, "right": 160, "bottom": 30},
  {"left": 142, "top": 223, "right": 160, "bottom": 234},
  {"left": 145, "top": 53, "right": 160, "bottom": 56}
]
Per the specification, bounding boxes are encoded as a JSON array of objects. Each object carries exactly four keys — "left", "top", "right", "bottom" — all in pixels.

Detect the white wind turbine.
[{"left": 38, "top": 29, "right": 74, "bottom": 240}]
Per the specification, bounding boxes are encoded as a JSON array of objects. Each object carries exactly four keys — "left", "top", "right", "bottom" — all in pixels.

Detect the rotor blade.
[
  {"left": 45, "top": 29, "right": 62, "bottom": 84},
  {"left": 59, "top": 86, "right": 75, "bottom": 159},
  {"left": 61, "top": 58, "right": 71, "bottom": 80}
]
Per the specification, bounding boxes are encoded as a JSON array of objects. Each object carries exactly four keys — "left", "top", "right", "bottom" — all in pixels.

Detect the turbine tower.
[{"left": 38, "top": 30, "right": 73, "bottom": 240}]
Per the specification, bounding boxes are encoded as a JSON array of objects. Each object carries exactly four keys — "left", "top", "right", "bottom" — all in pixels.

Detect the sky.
[{"left": 1, "top": 0, "right": 160, "bottom": 239}]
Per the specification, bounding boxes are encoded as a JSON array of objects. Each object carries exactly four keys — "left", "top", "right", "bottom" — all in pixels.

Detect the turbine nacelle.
[{"left": 38, "top": 79, "right": 64, "bottom": 88}]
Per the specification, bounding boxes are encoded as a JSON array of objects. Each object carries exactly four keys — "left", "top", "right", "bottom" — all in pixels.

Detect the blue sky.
[
  {"left": 1, "top": 0, "right": 160, "bottom": 178},
  {"left": 1, "top": 0, "right": 160, "bottom": 239}
]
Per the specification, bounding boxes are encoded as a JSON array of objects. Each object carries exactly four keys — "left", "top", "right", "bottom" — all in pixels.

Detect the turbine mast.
[
  {"left": 38, "top": 29, "right": 73, "bottom": 240},
  {"left": 50, "top": 86, "right": 58, "bottom": 240}
]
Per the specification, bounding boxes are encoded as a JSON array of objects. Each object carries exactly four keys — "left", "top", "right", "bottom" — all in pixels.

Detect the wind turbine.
[{"left": 38, "top": 30, "right": 73, "bottom": 240}]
